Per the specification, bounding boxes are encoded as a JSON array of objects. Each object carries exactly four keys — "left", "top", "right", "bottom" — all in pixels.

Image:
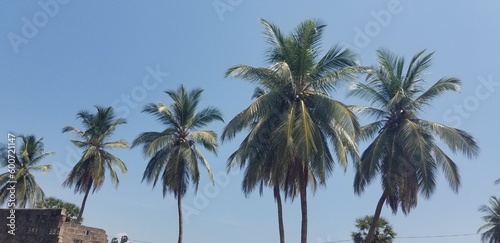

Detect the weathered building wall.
[
  {"left": 0, "top": 208, "right": 64, "bottom": 243},
  {"left": 0, "top": 208, "right": 107, "bottom": 243},
  {"left": 60, "top": 222, "right": 107, "bottom": 243}
]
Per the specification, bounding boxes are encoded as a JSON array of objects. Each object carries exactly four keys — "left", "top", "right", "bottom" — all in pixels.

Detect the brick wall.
[
  {"left": 0, "top": 208, "right": 108, "bottom": 243},
  {"left": 60, "top": 222, "right": 107, "bottom": 243}
]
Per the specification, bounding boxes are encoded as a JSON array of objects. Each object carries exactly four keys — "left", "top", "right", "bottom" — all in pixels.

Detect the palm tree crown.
[
  {"left": 0, "top": 135, "right": 53, "bottom": 208},
  {"left": 478, "top": 196, "right": 500, "bottom": 243},
  {"left": 351, "top": 49, "right": 479, "bottom": 243},
  {"left": 132, "top": 85, "right": 223, "bottom": 243},
  {"left": 353, "top": 49, "right": 479, "bottom": 212},
  {"left": 62, "top": 106, "right": 128, "bottom": 222},
  {"left": 222, "top": 19, "right": 362, "bottom": 243}
]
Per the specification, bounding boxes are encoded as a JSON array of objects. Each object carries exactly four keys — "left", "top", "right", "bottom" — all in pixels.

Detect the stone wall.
[
  {"left": 0, "top": 208, "right": 64, "bottom": 243},
  {"left": 0, "top": 208, "right": 108, "bottom": 243},
  {"left": 60, "top": 222, "right": 107, "bottom": 243}
]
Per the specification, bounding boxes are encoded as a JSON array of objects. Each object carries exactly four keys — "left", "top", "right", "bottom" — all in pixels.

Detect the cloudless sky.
[{"left": 1, "top": 1, "right": 500, "bottom": 243}]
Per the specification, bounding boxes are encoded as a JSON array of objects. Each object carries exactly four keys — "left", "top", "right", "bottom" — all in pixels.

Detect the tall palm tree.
[
  {"left": 478, "top": 196, "right": 500, "bottom": 243},
  {"left": 351, "top": 216, "right": 396, "bottom": 243},
  {"left": 222, "top": 19, "right": 361, "bottom": 243},
  {"left": 351, "top": 49, "right": 480, "bottom": 243},
  {"left": 132, "top": 85, "right": 223, "bottom": 243},
  {"left": 0, "top": 135, "right": 52, "bottom": 208},
  {"left": 62, "top": 106, "right": 128, "bottom": 223}
]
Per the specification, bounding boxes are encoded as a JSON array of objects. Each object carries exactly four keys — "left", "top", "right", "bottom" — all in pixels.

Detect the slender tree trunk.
[
  {"left": 365, "top": 191, "right": 388, "bottom": 243},
  {"left": 299, "top": 168, "right": 308, "bottom": 243},
  {"left": 274, "top": 185, "right": 285, "bottom": 243},
  {"left": 177, "top": 193, "right": 183, "bottom": 243},
  {"left": 77, "top": 186, "right": 91, "bottom": 224}
]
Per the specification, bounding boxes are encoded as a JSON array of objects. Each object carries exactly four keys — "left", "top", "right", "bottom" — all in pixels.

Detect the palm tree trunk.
[
  {"left": 274, "top": 185, "right": 285, "bottom": 243},
  {"left": 77, "top": 186, "right": 91, "bottom": 224},
  {"left": 365, "top": 191, "right": 388, "bottom": 243},
  {"left": 177, "top": 193, "right": 183, "bottom": 243},
  {"left": 299, "top": 168, "right": 308, "bottom": 243}
]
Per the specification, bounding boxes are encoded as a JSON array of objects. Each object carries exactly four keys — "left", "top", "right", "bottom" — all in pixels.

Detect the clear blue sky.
[{"left": 1, "top": 1, "right": 499, "bottom": 242}]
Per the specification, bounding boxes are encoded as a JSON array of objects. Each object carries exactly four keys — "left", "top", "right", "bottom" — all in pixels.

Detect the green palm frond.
[
  {"left": 62, "top": 106, "right": 128, "bottom": 221},
  {"left": 403, "top": 50, "right": 432, "bottom": 91},
  {"left": 412, "top": 77, "right": 461, "bottom": 110},
  {"left": 132, "top": 130, "right": 176, "bottom": 157},
  {"left": 190, "top": 107, "right": 224, "bottom": 130},
  {"left": 0, "top": 135, "right": 53, "bottom": 208},
  {"left": 478, "top": 196, "right": 500, "bottom": 243},
  {"left": 419, "top": 120, "right": 479, "bottom": 158},
  {"left": 353, "top": 49, "right": 479, "bottom": 217},
  {"left": 221, "top": 91, "right": 284, "bottom": 142},
  {"left": 260, "top": 18, "right": 288, "bottom": 63},
  {"left": 134, "top": 85, "right": 222, "bottom": 199},
  {"left": 224, "top": 19, "right": 360, "bottom": 207},
  {"left": 143, "top": 103, "right": 180, "bottom": 128},
  {"left": 189, "top": 130, "right": 218, "bottom": 154}
]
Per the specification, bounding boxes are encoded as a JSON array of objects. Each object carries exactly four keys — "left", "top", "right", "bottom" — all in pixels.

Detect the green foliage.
[
  {"left": 223, "top": 18, "right": 361, "bottom": 201},
  {"left": 222, "top": 18, "right": 362, "bottom": 243},
  {"left": 351, "top": 216, "right": 396, "bottom": 243},
  {"left": 62, "top": 106, "right": 129, "bottom": 222},
  {"left": 478, "top": 195, "right": 500, "bottom": 243},
  {"left": 132, "top": 85, "right": 223, "bottom": 197},
  {"left": 352, "top": 49, "right": 480, "bottom": 214},
  {"left": 36, "top": 196, "right": 81, "bottom": 222},
  {"left": 132, "top": 85, "right": 223, "bottom": 243},
  {"left": 0, "top": 135, "right": 53, "bottom": 208}
]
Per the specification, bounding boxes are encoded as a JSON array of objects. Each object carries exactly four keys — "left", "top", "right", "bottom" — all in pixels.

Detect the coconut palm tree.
[
  {"left": 132, "top": 85, "right": 223, "bottom": 243},
  {"left": 0, "top": 135, "right": 52, "bottom": 208},
  {"left": 62, "top": 106, "right": 128, "bottom": 223},
  {"left": 351, "top": 49, "right": 480, "bottom": 243},
  {"left": 222, "top": 19, "right": 361, "bottom": 243},
  {"left": 478, "top": 196, "right": 500, "bottom": 243},
  {"left": 351, "top": 216, "right": 396, "bottom": 243}
]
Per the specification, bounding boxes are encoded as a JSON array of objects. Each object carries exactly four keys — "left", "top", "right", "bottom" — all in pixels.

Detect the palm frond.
[
  {"left": 189, "top": 130, "right": 218, "bottom": 154},
  {"left": 412, "top": 77, "right": 461, "bottom": 110},
  {"left": 419, "top": 120, "right": 479, "bottom": 158}
]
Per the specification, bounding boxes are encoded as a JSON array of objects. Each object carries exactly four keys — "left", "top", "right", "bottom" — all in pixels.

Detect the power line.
[
  {"left": 324, "top": 232, "right": 478, "bottom": 242},
  {"left": 396, "top": 233, "right": 477, "bottom": 239}
]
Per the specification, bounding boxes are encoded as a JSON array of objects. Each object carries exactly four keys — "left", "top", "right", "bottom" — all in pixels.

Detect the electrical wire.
[{"left": 324, "top": 232, "right": 478, "bottom": 242}]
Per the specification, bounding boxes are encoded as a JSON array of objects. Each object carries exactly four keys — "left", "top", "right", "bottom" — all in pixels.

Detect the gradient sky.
[{"left": 1, "top": 1, "right": 499, "bottom": 243}]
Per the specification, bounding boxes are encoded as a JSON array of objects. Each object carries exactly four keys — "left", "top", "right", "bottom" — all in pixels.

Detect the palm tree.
[
  {"left": 132, "top": 85, "right": 223, "bottom": 243},
  {"left": 478, "top": 196, "right": 500, "bottom": 243},
  {"left": 351, "top": 49, "right": 480, "bottom": 243},
  {"left": 351, "top": 216, "right": 396, "bottom": 243},
  {"left": 0, "top": 135, "right": 52, "bottom": 208},
  {"left": 62, "top": 106, "right": 128, "bottom": 223},
  {"left": 222, "top": 19, "right": 361, "bottom": 243}
]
